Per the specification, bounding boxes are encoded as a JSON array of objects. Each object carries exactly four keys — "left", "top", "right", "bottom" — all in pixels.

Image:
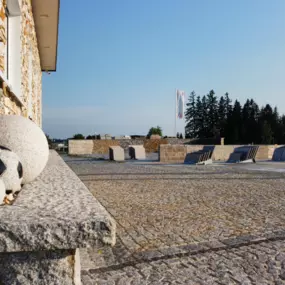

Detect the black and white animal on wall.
[
  {"left": 0, "top": 115, "right": 50, "bottom": 205},
  {"left": 0, "top": 146, "right": 23, "bottom": 198}
]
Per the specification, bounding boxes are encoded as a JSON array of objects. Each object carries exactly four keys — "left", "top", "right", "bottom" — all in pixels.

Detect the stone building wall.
[
  {"left": 0, "top": 0, "right": 42, "bottom": 126},
  {"left": 0, "top": 0, "right": 6, "bottom": 73}
]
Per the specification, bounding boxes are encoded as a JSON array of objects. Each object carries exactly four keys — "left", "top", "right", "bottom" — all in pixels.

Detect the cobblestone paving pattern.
[
  {"left": 81, "top": 239, "right": 285, "bottom": 285},
  {"left": 65, "top": 157, "right": 285, "bottom": 284}
]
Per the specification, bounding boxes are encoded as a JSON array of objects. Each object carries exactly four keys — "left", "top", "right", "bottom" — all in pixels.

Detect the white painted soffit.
[
  {"left": 6, "top": 0, "right": 21, "bottom": 16},
  {"left": 31, "top": 0, "right": 60, "bottom": 72}
]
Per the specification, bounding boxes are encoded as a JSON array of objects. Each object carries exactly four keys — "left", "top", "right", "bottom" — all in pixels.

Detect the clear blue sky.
[{"left": 43, "top": 0, "right": 285, "bottom": 139}]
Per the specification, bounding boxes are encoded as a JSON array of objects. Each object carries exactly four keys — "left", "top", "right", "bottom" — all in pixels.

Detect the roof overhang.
[{"left": 31, "top": 0, "right": 60, "bottom": 72}]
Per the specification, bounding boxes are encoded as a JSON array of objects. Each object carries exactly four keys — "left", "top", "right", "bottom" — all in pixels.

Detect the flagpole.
[{"left": 174, "top": 89, "right": 177, "bottom": 137}]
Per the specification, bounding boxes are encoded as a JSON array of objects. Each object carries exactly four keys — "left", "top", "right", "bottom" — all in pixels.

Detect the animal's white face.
[
  {"left": 0, "top": 147, "right": 23, "bottom": 193},
  {"left": 0, "top": 179, "right": 5, "bottom": 205}
]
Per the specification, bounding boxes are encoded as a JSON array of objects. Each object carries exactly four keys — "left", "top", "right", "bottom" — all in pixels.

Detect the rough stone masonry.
[{"left": 0, "top": 0, "right": 42, "bottom": 125}]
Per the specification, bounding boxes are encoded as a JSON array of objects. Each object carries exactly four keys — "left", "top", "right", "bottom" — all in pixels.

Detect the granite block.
[
  {"left": 109, "top": 146, "right": 124, "bottom": 161},
  {"left": 0, "top": 249, "right": 78, "bottom": 285},
  {"left": 0, "top": 151, "right": 116, "bottom": 253},
  {"left": 129, "top": 145, "right": 146, "bottom": 160}
]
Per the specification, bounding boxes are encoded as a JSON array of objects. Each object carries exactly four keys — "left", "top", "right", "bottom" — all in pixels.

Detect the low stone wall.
[
  {"left": 160, "top": 144, "right": 278, "bottom": 163},
  {"left": 255, "top": 145, "right": 277, "bottom": 160},
  {"left": 159, "top": 145, "right": 205, "bottom": 163},
  {"left": 212, "top": 146, "right": 237, "bottom": 161},
  {"left": 69, "top": 139, "right": 187, "bottom": 155},
  {"left": 69, "top": 140, "right": 94, "bottom": 155},
  {"left": 166, "top": 138, "right": 193, "bottom": 145},
  {"left": 69, "top": 140, "right": 279, "bottom": 161},
  {"left": 144, "top": 139, "right": 168, "bottom": 152},
  {"left": 119, "top": 139, "right": 144, "bottom": 151},
  {"left": 0, "top": 151, "right": 116, "bottom": 284},
  {"left": 92, "top": 140, "right": 119, "bottom": 154}
]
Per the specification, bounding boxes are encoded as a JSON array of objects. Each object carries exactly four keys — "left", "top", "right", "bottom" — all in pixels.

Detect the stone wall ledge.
[{"left": 0, "top": 150, "right": 116, "bottom": 253}]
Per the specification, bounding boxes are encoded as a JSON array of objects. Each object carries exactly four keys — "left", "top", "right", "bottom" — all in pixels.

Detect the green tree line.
[{"left": 185, "top": 90, "right": 285, "bottom": 144}]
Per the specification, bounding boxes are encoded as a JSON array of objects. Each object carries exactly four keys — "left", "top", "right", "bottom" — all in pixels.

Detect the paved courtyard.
[{"left": 65, "top": 156, "right": 285, "bottom": 284}]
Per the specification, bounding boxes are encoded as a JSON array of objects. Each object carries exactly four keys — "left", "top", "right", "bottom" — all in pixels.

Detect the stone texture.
[
  {"left": 66, "top": 157, "right": 285, "bottom": 284},
  {"left": 81, "top": 240, "right": 285, "bottom": 285},
  {"left": 20, "top": 0, "right": 42, "bottom": 126},
  {"left": 160, "top": 144, "right": 278, "bottom": 163},
  {"left": 92, "top": 140, "right": 119, "bottom": 154},
  {"left": 159, "top": 144, "right": 189, "bottom": 163},
  {"left": 150, "top": 134, "right": 161, "bottom": 139},
  {"left": 0, "top": 115, "right": 49, "bottom": 184},
  {"left": 0, "top": 150, "right": 116, "bottom": 252},
  {"left": 71, "top": 161, "right": 285, "bottom": 254},
  {"left": 69, "top": 140, "right": 94, "bottom": 155},
  {"left": 109, "top": 146, "right": 125, "bottom": 161},
  {"left": 69, "top": 139, "right": 188, "bottom": 156},
  {"left": 143, "top": 139, "right": 168, "bottom": 153},
  {"left": 0, "top": 249, "right": 77, "bottom": 285},
  {"left": 0, "top": 0, "right": 6, "bottom": 73},
  {"left": 0, "top": 82, "right": 24, "bottom": 116}
]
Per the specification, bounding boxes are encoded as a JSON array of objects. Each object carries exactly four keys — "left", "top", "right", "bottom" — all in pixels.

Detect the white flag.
[{"left": 176, "top": 90, "right": 185, "bottom": 119}]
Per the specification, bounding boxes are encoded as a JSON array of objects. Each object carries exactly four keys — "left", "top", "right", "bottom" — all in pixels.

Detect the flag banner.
[{"left": 176, "top": 90, "right": 185, "bottom": 119}]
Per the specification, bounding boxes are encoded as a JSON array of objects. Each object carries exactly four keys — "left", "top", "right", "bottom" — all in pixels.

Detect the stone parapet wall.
[
  {"left": 160, "top": 144, "right": 278, "bottom": 163},
  {"left": 159, "top": 145, "right": 190, "bottom": 163},
  {"left": 69, "top": 140, "right": 94, "bottom": 155},
  {"left": 92, "top": 140, "right": 120, "bottom": 154},
  {"left": 211, "top": 145, "right": 237, "bottom": 161},
  {"left": 255, "top": 145, "right": 277, "bottom": 160},
  {"left": 69, "top": 140, "right": 279, "bottom": 160},
  {"left": 144, "top": 139, "right": 168, "bottom": 152},
  {"left": 69, "top": 139, "right": 188, "bottom": 155},
  {"left": 118, "top": 139, "right": 144, "bottom": 151},
  {"left": 166, "top": 138, "right": 193, "bottom": 145}
]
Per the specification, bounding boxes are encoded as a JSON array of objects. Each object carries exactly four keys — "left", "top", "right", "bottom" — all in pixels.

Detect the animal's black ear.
[
  {"left": 0, "top": 146, "right": 11, "bottom": 151},
  {"left": 0, "top": 159, "right": 7, "bottom": 176},
  {"left": 17, "top": 162, "right": 23, "bottom": 179}
]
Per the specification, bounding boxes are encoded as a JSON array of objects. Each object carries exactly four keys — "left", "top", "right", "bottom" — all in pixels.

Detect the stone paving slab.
[
  {"left": 73, "top": 165, "right": 285, "bottom": 250},
  {"left": 81, "top": 239, "right": 285, "bottom": 285},
  {"left": 65, "top": 157, "right": 285, "bottom": 284}
]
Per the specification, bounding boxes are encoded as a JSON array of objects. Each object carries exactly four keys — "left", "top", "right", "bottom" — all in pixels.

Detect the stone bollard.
[
  {"left": 109, "top": 146, "right": 125, "bottom": 161},
  {"left": 129, "top": 145, "right": 146, "bottom": 160}
]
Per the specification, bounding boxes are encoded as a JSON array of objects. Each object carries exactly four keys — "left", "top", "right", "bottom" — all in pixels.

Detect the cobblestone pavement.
[
  {"left": 81, "top": 239, "right": 285, "bottom": 285},
  {"left": 65, "top": 157, "right": 285, "bottom": 284}
]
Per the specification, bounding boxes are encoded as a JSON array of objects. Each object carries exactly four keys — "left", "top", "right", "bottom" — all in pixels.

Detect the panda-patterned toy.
[
  {"left": 0, "top": 146, "right": 23, "bottom": 204},
  {"left": 0, "top": 115, "right": 49, "bottom": 205}
]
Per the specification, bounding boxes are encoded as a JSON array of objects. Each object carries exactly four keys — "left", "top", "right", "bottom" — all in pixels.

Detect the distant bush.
[
  {"left": 73, "top": 134, "right": 85, "bottom": 140},
  {"left": 147, "top": 126, "right": 163, "bottom": 138}
]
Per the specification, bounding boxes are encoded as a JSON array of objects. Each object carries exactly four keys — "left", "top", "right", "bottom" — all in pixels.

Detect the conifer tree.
[
  {"left": 185, "top": 91, "right": 197, "bottom": 138},
  {"left": 206, "top": 90, "right": 219, "bottom": 137}
]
